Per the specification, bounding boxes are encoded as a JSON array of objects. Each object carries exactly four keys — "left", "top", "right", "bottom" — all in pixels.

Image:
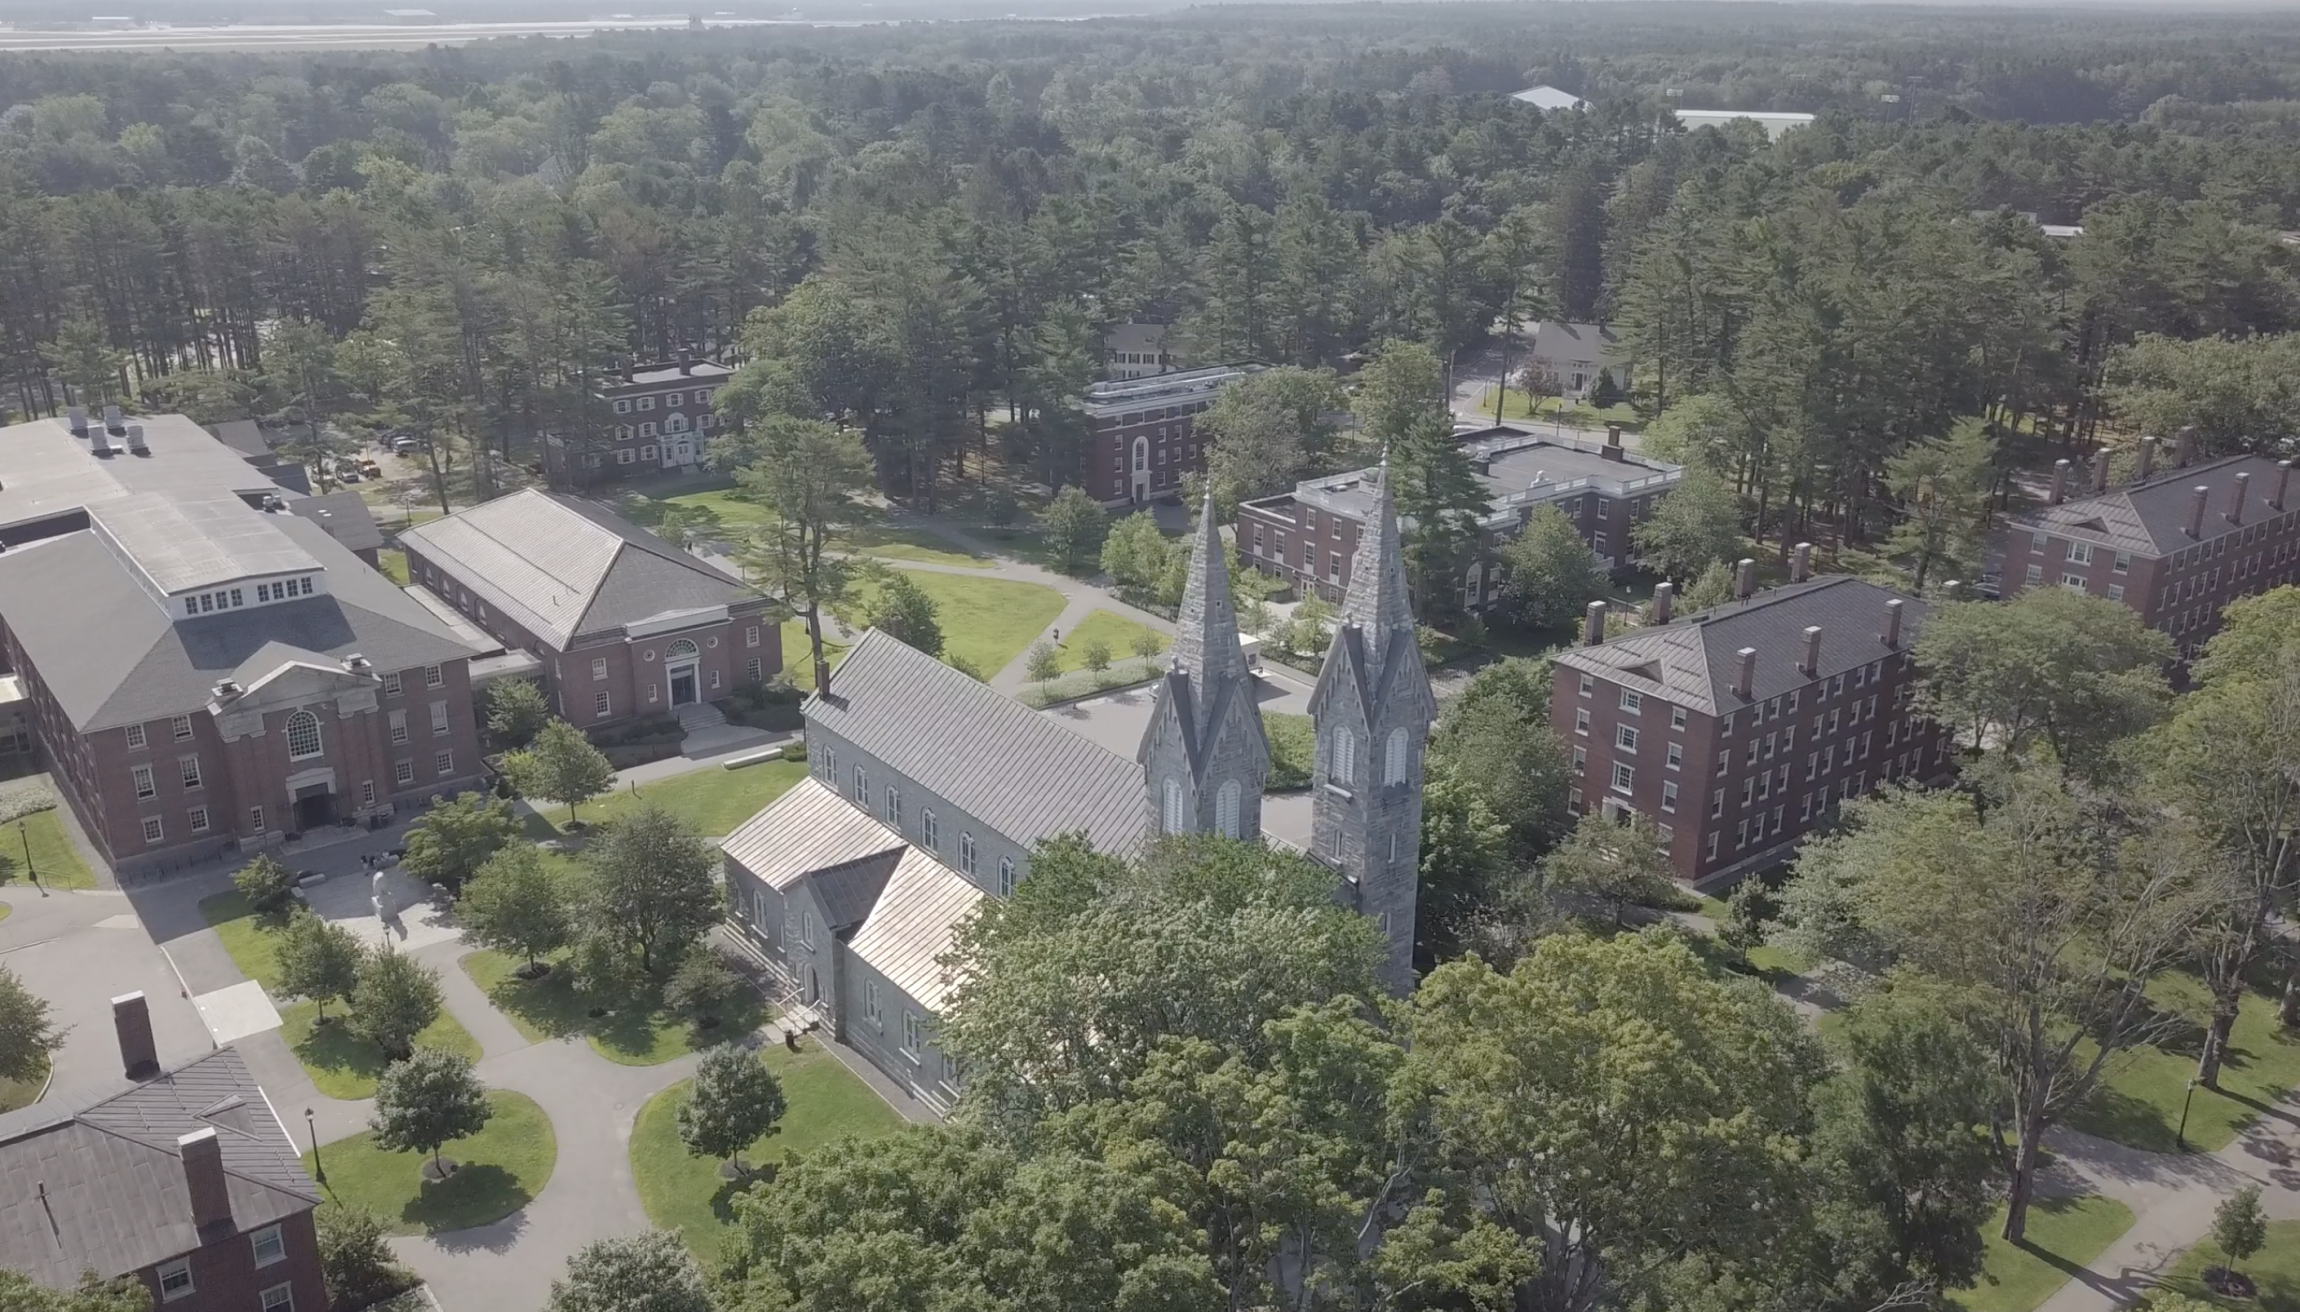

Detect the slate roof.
[
  {"left": 721, "top": 777, "right": 907, "bottom": 892},
  {"left": 847, "top": 849, "right": 983, "bottom": 1013},
  {"left": 0, "top": 1047, "right": 318, "bottom": 1289},
  {"left": 0, "top": 415, "right": 285, "bottom": 534},
  {"left": 806, "top": 631, "right": 1149, "bottom": 856},
  {"left": 1528, "top": 320, "right": 1625, "bottom": 366},
  {"left": 1552, "top": 576, "right": 1930, "bottom": 715},
  {"left": 397, "top": 489, "right": 755, "bottom": 649},
  {"left": 89, "top": 494, "right": 321, "bottom": 594},
  {"left": 0, "top": 516, "right": 479, "bottom": 732},
  {"left": 287, "top": 492, "right": 385, "bottom": 553},
  {"left": 2015, "top": 454, "right": 2296, "bottom": 557}
]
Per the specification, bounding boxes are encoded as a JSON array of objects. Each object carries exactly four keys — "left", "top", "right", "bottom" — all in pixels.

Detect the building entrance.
[{"left": 293, "top": 783, "right": 334, "bottom": 832}]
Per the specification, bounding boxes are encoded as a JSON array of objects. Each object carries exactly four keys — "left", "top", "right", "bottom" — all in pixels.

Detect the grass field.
[
  {"left": 1264, "top": 711, "right": 1314, "bottom": 790},
  {"left": 1474, "top": 387, "right": 1641, "bottom": 428},
  {"left": 630, "top": 1042, "right": 906, "bottom": 1260},
  {"left": 776, "top": 620, "right": 852, "bottom": 692},
  {"left": 2069, "top": 975, "right": 2300, "bottom": 1154},
  {"left": 1694, "top": 895, "right": 1802, "bottom": 979},
  {"left": 551, "top": 760, "right": 807, "bottom": 839},
  {"left": 0, "top": 1055, "right": 47, "bottom": 1113},
  {"left": 201, "top": 890, "right": 287, "bottom": 988},
  {"left": 1052, "top": 610, "right": 1166, "bottom": 674},
  {"left": 622, "top": 486, "right": 989, "bottom": 569},
  {"left": 461, "top": 948, "right": 767, "bottom": 1065},
  {"left": 377, "top": 548, "right": 410, "bottom": 586},
  {"left": 2163, "top": 1218, "right": 2300, "bottom": 1310},
  {"left": 279, "top": 1000, "right": 483, "bottom": 1099},
  {"left": 1951, "top": 1195, "right": 2136, "bottom": 1312},
  {"left": 839, "top": 569, "right": 1065, "bottom": 678},
  {"left": 306, "top": 1090, "right": 555, "bottom": 1236},
  {"left": 2, "top": 810, "right": 96, "bottom": 890}
]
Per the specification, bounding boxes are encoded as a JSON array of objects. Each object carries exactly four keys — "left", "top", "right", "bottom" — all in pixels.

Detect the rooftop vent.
[
  {"left": 211, "top": 679, "right": 243, "bottom": 701},
  {"left": 103, "top": 404, "right": 124, "bottom": 435},
  {"left": 124, "top": 424, "right": 148, "bottom": 455},
  {"left": 343, "top": 653, "right": 371, "bottom": 673},
  {"left": 89, "top": 426, "right": 112, "bottom": 457},
  {"left": 66, "top": 406, "right": 87, "bottom": 436}
]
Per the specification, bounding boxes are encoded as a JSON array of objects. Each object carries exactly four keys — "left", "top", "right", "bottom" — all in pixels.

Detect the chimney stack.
[
  {"left": 177, "top": 1129, "right": 234, "bottom": 1233},
  {"left": 2093, "top": 447, "right": 2113, "bottom": 493},
  {"left": 1733, "top": 647, "right": 1757, "bottom": 699},
  {"left": 1650, "top": 581, "right": 1674, "bottom": 625},
  {"left": 112, "top": 991, "right": 157, "bottom": 1080},
  {"left": 2137, "top": 436, "right": 2157, "bottom": 480},
  {"left": 1582, "top": 600, "right": 1607, "bottom": 646},
  {"left": 1605, "top": 422, "right": 1624, "bottom": 448},
  {"left": 124, "top": 424, "right": 147, "bottom": 455},
  {"left": 1734, "top": 557, "right": 1757, "bottom": 600},
  {"left": 1790, "top": 541, "right": 1813, "bottom": 584},
  {"left": 2274, "top": 460, "right": 2293, "bottom": 511},
  {"left": 2048, "top": 459, "right": 2070, "bottom": 505},
  {"left": 66, "top": 406, "right": 87, "bottom": 436},
  {"left": 1942, "top": 580, "right": 1962, "bottom": 602},
  {"left": 89, "top": 424, "right": 112, "bottom": 456},
  {"left": 103, "top": 404, "right": 124, "bottom": 435},
  {"left": 1799, "top": 625, "right": 1823, "bottom": 676},
  {"left": 1881, "top": 598, "right": 1905, "bottom": 648},
  {"left": 677, "top": 349, "right": 694, "bottom": 377},
  {"left": 2177, "top": 425, "right": 2198, "bottom": 467},
  {"left": 2228, "top": 472, "right": 2251, "bottom": 525},
  {"left": 2187, "top": 485, "right": 2209, "bottom": 538}
]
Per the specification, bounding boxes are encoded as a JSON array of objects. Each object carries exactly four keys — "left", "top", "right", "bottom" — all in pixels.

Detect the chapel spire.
[
  {"left": 1137, "top": 484, "right": 1269, "bottom": 842},
  {"left": 1341, "top": 457, "right": 1416, "bottom": 642},
  {"left": 1167, "top": 483, "right": 1246, "bottom": 684}
]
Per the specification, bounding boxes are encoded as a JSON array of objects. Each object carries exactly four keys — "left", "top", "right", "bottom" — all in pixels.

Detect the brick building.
[
  {"left": 0, "top": 1015, "right": 328, "bottom": 1312},
  {"left": 1238, "top": 425, "right": 1681, "bottom": 611},
  {"left": 543, "top": 353, "right": 733, "bottom": 489},
  {"left": 1996, "top": 440, "right": 2298, "bottom": 655},
  {"left": 398, "top": 489, "right": 780, "bottom": 730},
  {"left": 1082, "top": 365, "right": 1251, "bottom": 507},
  {"left": 0, "top": 413, "right": 488, "bottom": 875},
  {"left": 1548, "top": 560, "right": 1949, "bottom": 887}
]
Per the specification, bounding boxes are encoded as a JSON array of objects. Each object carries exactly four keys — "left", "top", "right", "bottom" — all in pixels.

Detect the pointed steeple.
[
  {"left": 1340, "top": 457, "right": 1415, "bottom": 641},
  {"left": 1167, "top": 483, "right": 1247, "bottom": 684}
]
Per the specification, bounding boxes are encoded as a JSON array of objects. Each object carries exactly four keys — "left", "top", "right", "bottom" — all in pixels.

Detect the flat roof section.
[{"left": 89, "top": 494, "right": 320, "bottom": 596}]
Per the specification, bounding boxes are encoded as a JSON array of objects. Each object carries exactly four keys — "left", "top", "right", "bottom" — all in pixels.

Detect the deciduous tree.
[
  {"left": 584, "top": 806, "right": 719, "bottom": 973},
  {"left": 350, "top": 945, "right": 443, "bottom": 1061},
  {"left": 0, "top": 965, "right": 63, "bottom": 1085},
  {"left": 458, "top": 845, "right": 573, "bottom": 975},
  {"left": 676, "top": 1044, "right": 785, "bottom": 1172},
  {"left": 1494, "top": 505, "right": 1609, "bottom": 631},
  {"left": 275, "top": 910, "right": 364, "bottom": 1021},
  {"left": 369, "top": 1046, "right": 490, "bottom": 1175},
  {"left": 730, "top": 416, "right": 872, "bottom": 694},
  {"left": 484, "top": 678, "right": 550, "bottom": 751},
  {"left": 399, "top": 791, "right": 519, "bottom": 891},
  {"left": 548, "top": 1233, "right": 711, "bottom": 1312},
  {"left": 860, "top": 571, "right": 944, "bottom": 657},
  {"left": 501, "top": 720, "right": 614, "bottom": 824}
]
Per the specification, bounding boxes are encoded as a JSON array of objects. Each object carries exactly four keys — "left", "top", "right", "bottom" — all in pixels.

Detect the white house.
[
  {"left": 1104, "top": 323, "right": 1174, "bottom": 380},
  {"left": 1675, "top": 109, "right": 1816, "bottom": 141},
  {"left": 1522, "top": 321, "right": 1630, "bottom": 400}
]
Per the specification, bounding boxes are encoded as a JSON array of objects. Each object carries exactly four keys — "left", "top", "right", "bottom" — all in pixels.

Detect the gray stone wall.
[{"left": 839, "top": 951, "right": 960, "bottom": 1115}]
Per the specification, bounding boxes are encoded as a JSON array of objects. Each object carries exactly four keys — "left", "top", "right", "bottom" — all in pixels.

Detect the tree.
[
  {"left": 501, "top": 720, "right": 615, "bottom": 823},
  {"left": 0, "top": 1271, "right": 152, "bottom": 1312},
  {"left": 42, "top": 317, "right": 127, "bottom": 405},
  {"left": 399, "top": 791, "right": 519, "bottom": 891},
  {"left": 1914, "top": 590, "right": 2174, "bottom": 782},
  {"left": 1679, "top": 558, "right": 1738, "bottom": 612},
  {"left": 1541, "top": 810, "right": 1680, "bottom": 926},
  {"left": 233, "top": 853, "right": 299, "bottom": 921},
  {"left": 1081, "top": 637, "right": 1112, "bottom": 674},
  {"left": 458, "top": 845, "right": 573, "bottom": 976},
  {"left": 1495, "top": 505, "right": 1610, "bottom": 631},
  {"left": 1773, "top": 769, "right": 2211, "bottom": 1241},
  {"left": 676, "top": 1044, "right": 786, "bottom": 1173},
  {"left": 484, "top": 679, "right": 550, "bottom": 751},
  {"left": 1198, "top": 365, "right": 1344, "bottom": 504},
  {"left": 1025, "top": 639, "right": 1061, "bottom": 690},
  {"left": 730, "top": 416, "right": 872, "bottom": 695},
  {"left": 548, "top": 1232, "right": 711, "bottom": 1312},
  {"left": 1427, "top": 656, "right": 1570, "bottom": 861},
  {"left": 316, "top": 1207, "right": 416, "bottom": 1312},
  {"left": 585, "top": 806, "right": 719, "bottom": 972},
  {"left": 1634, "top": 465, "right": 1743, "bottom": 581},
  {"left": 860, "top": 571, "right": 943, "bottom": 657},
  {"left": 0, "top": 965, "right": 63, "bottom": 1085},
  {"left": 1416, "top": 763, "right": 1512, "bottom": 962},
  {"left": 1099, "top": 511, "right": 1174, "bottom": 602},
  {"left": 1881, "top": 418, "right": 1994, "bottom": 591},
  {"left": 349, "top": 945, "right": 443, "bottom": 1061},
  {"left": 1131, "top": 626, "right": 1164, "bottom": 667},
  {"left": 1039, "top": 485, "right": 1108, "bottom": 573},
  {"left": 274, "top": 911, "right": 364, "bottom": 1022},
  {"left": 2212, "top": 1185, "right": 2267, "bottom": 1276},
  {"left": 1717, "top": 877, "right": 1772, "bottom": 969},
  {"left": 663, "top": 948, "right": 744, "bottom": 1027},
  {"left": 368, "top": 1046, "right": 490, "bottom": 1176},
  {"left": 1356, "top": 341, "right": 1486, "bottom": 624}
]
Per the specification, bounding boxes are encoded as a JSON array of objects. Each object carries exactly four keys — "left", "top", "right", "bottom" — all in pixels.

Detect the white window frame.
[
  {"left": 171, "top": 715, "right": 193, "bottom": 741},
  {"left": 188, "top": 806, "right": 210, "bottom": 834},
  {"left": 435, "top": 750, "right": 454, "bottom": 776},
  {"left": 132, "top": 764, "right": 155, "bottom": 799},
  {"left": 261, "top": 1284, "right": 292, "bottom": 1312},
  {"left": 383, "top": 670, "right": 401, "bottom": 696},
  {"left": 394, "top": 759, "right": 415, "bottom": 785},
  {"left": 424, "top": 664, "right": 443, "bottom": 688},
  {"left": 960, "top": 832, "right": 977, "bottom": 877},
  {"left": 390, "top": 710, "right": 408, "bottom": 745},
  {"left": 251, "top": 1224, "right": 286, "bottom": 1267},
  {"left": 1611, "top": 762, "right": 1634, "bottom": 794},
  {"left": 285, "top": 710, "right": 322, "bottom": 761},
  {"left": 901, "top": 1009, "right": 922, "bottom": 1057},
  {"left": 431, "top": 701, "right": 450, "bottom": 736},
  {"left": 142, "top": 816, "right": 165, "bottom": 845},
  {"left": 157, "top": 1260, "right": 193, "bottom": 1301},
  {"left": 125, "top": 723, "right": 146, "bottom": 750},
  {"left": 998, "top": 856, "right": 1016, "bottom": 897}
]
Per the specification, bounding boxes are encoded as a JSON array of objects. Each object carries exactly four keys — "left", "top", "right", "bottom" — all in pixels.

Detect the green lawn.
[
  {"left": 306, "top": 1090, "right": 555, "bottom": 1236},
  {"left": 849, "top": 522, "right": 992, "bottom": 569},
  {"left": 461, "top": 948, "right": 768, "bottom": 1066},
  {"left": 1693, "top": 895, "right": 1801, "bottom": 979},
  {"left": 3, "top": 810, "right": 96, "bottom": 890},
  {"left": 1053, "top": 610, "right": 1167, "bottom": 674},
  {"left": 0, "top": 1055, "right": 47, "bottom": 1112},
  {"left": 1475, "top": 386, "right": 1641, "bottom": 427},
  {"left": 551, "top": 760, "right": 807, "bottom": 839},
  {"left": 279, "top": 1000, "right": 483, "bottom": 1099},
  {"left": 200, "top": 890, "right": 287, "bottom": 989},
  {"left": 2069, "top": 975, "right": 2300, "bottom": 1154},
  {"left": 1264, "top": 711, "right": 1313, "bottom": 790},
  {"left": 377, "top": 548, "right": 410, "bottom": 586},
  {"left": 777, "top": 620, "right": 852, "bottom": 692},
  {"left": 840, "top": 569, "right": 1065, "bottom": 678},
  {"left": 630, "top": 1042, "right": 906, "bottom": 1260},
  {"left": 2163, "top": 1218, "right": 2300, "bottom": 1310},
  {"left": 1951, "top": 1195, "right": 2135, "bottom": 1312},
  {"left": 0, "top": 900, "right": 14, "bottom": 924},
  {"left": 624, "top": 486, "right": 989, "bottom": 569}
]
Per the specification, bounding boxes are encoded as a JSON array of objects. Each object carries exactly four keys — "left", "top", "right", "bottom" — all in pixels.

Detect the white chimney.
[
  {"left": 2092, "top": 446, "right": 2113, "bottom": 493},
  {"left": 1583, "top": 600, "right": 1607, "bottom": 646},
  {"left": 1799, "top": 625, "right": 1822, "bottom": 676},
  {"left": 1790, "top": 542, "right": 1812, "bottom": 584},
  {"left": 2048, "top": 459, "right": 2070, "bottom": 505},
  {"left": 1881, "top": 598, "right": 1905, "bottom": 648},
  {"left": 1734, "top": 558, "right": 1757, "bottom": 600},
  {"left": 1732, "top": 647, "right": 1757, "bottom": 699},
  {"left": 125, "top": 424, "right": 148, "bottom": 454},
  {"left": 2187, "top": 485, "right": 2209, "bottom": 538},
  {"left": 2227, "top": 472, "right": 2251, "bottom": 525},
  {"left": 1650, "top": 581, "right": 1674, "bottom": 625}
]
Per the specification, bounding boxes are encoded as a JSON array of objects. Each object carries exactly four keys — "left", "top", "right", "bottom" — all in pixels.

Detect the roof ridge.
[{"left": 832, "top": 630, "right": 1139, "bottom": 773}]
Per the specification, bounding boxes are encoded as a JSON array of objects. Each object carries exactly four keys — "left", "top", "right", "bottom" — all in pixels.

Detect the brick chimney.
[
  {"left": 1734, "top": 557, "right": 1756, "bottom": 600},
  {"left": 177, "top": 1128, "right": 233, "bottom": 1233},
  {"left": 2092, "top": 447, "right": 2113, "bottom": 494},
  {"left": 1733, "top": 647, "right": 1757, "bottom": 699},
  {"left": 2186, "top": 485, "right": 2209, "bottom": 538},
  {"left": 1649, "top": 581, "right": 1674, "bottom": 625},
  {"left": 1790, "top": 541, "right": 1812, "bottom": 583},
  {"left": 1881, "top": 597, "right": 1905, "bottom": 648},
  {"left": 2048, "top": 459, "right": 2070, "bottom": 506},
  {"left": 1799, "top": 625, "right": 1823, "bottom": 676},
  {"left": 2137, "top": 436, "right": 2157, "bottom": 480},
  {"left": 2227, "top": 472, "right": 2251, "bottom": 525},
  {"left": 1582, "top": 600, "right": 1607, "bottom": 646},
  {"left": 677, "top": 349, "right": 694, "bottom": 377},
  {"left": 2274, "top": 460, "right": 2293, "bottom": 511},
  {"left": 112, "top": 991, "right": 157, "bottom": 1080},
  {"left": 2176, "top": 425, "right": 2198, "bottom": 467}
]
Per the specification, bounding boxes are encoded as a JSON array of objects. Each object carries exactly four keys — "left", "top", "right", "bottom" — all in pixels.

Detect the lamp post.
[
  {"left": 2177, "top": 1077, "right": 2199, "bottom": 1152},
  {"left": 305, "top": 1108, "right": 325, "bottom": 1184},
  {"left": 20, "top": 819, "right": 41, "bottom": 896}
]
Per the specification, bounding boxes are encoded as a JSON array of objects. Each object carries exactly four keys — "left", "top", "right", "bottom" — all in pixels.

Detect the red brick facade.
[
  {"left": 545, "top": 357, "right": 731, "bottom": 489},
  {"left": 135, "top": 1209, "right": 328, "bottom": 1312}
]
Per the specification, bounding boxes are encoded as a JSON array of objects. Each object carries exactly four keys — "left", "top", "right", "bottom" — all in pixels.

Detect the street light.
[
  {"left": 2177, "top": 1077, "right": 2199, "bottom": 1152},
  {"left": 19, "top": 819, "right": 41, "bottom": 897},
  {"left": 305, "top": 1108, "right": 325, "bottom": 1184}
]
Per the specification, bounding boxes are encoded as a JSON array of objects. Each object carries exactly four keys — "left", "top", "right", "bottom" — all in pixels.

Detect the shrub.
[
  {"left": 316, "top": 1207, "right": 418, "bottom": 1312},
  {"left": 662, "top": 950, "right": 744, "bottom": 1029},
  {"left": 233, "top": 854, "right": 300, "bottom": 921}
]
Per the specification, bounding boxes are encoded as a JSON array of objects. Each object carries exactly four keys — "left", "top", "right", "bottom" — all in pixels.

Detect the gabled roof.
[
  {"left": 806, "top": 631, "right": 1148, "bottom": 857},
  {"left": 722, "top": 776, "right": 906, "bottom": 892},
  {"left": 846, "top": 849, "right": 984, "bottom": 1013},
  {"left": 2015, "top": 454, "right": 2296, "bottom": 557},
  {"left": 0, "top": 1047, "right": 318, "bottom": 1290},
  {"left": 397, "top": 489, "right": 755, "bottom": 649},
  {"left": 1511, "top": 85, "right": 1588, "bottom": 111},
  {"left": 1528, "top": 320, "right": 1625, "bottom": 365},
  {"left": 1552, "top": 576, "right": 1929, "bottom": 715},
  {"left": 287, "top": 492, "right": 384, "bottom": 553}
]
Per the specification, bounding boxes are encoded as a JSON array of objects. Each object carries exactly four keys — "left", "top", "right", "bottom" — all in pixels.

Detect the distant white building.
[
  {"left": 1675, "top": 108, "right": 1816, "bottom": 141},
  {"left": 1105, "top": 323, "right": 1174, "bottom": 381},
  {"left": 1511, "top": 85, "right": 1588, "bottom": 112},
  {"left": 1522, "top": 321, "right": 1629, "bottom": 400}
]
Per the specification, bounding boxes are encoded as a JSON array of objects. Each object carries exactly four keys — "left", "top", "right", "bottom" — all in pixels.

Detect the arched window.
[
  {"left": 1162, "top": 778, "right": 1186, "bottom": 834},
  {"left": 1216, "top": 780, "right": 1241, "bottom": 839},
  {"left": 1331, "top": 729, "right": 1357, "bottom": 786},
  {"left": 285, "top": 710, "right": 322, "bottom": 761},
  {"left": 668, "top": 638, "right": 699, "bottom": 658},
  {"left": 1384, "top": 727, "right": 1410, "bottom": 786}
]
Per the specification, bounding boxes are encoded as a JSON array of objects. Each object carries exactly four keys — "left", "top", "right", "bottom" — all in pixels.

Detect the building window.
[
  {"left": 1666, "top": 743, "right": 1683, "bottom": 771},
  {"left": 592, "top": 658, "right": 609, "bottom": 681},
  {"left": 1383, "top": 728, "right": 1409, "bottom": 785},
  {"left": 142, "top": 816, "right": 164, "bottom": 845},
  {"left": 1618, "top": 689, "right": 1642, "bottom": 714},
  {"left": 2030, "top": 531, "right": 2049, "bottom": 553},
  {"left": 179, "top": 755, "right": 202, "bottom": 789},
  {"left": 640, "top": 421, "right": 658, "bottom": 438},
  {"left": 285, "top": 711, "right": 322, "bottom": 760},
  {"left": 922, "top": 809, "right": 938, "bottom": 852},
  {"left": 132, "top": 764, "right": 156, "bottom": 799},
  {"left": 361, "top": 781, "right": 375, "bottom": 806},
  {"left": 250, "top": 806, "right": 263, "bottom": 831},
  {"left": 1574, "top": 708, "right": 1591, "bottom": 736},
  {"left": 251, "top": 1225, "right": 286, "bottom": 1267},
  {"left": 188, "top": 806, "right": 210, "bottom": 834},
  {"left": 157, "top": 1261, "right": 193, "bottom": 1301},
  {"left": 172, "top": 715, "right": 193, "bottom": 741},
  {"left": 1578, "top": 673, "right": 1594, "bottom": 698},
  {"left": 1163, "top": 778, "right": 1186, "bottom": 833},
  {"left": 435, "top": 750, "right": 453, "bottom": 776},
  {"left": 425, "top": 665, "right": 444, "bottom": 688},
  {"left": 1611, "top": 762, "right": 1634, "bottom": 794},
  {"left": 2113, "top": 552, "right": 2131, "bottom": 574},
  {"left": 383, "top": 671, "right": 401, "bottom": 696},
  {"left": 886, "top": 786, "right": 902, "bottom": 829},
  {"left": 640, "top": 445, "right": 658, "bottom": 460},
  {"left": 395, "top": 759, "right": 415, "bottom": 785},
  {"left": 595, "top": 691, "right": 612, "bottom": 719},
  {"left": 2063, "top": 574, "right": 2087, "bottom": 591},
  {"left": 1217, "top": 780, "right": 1243, "bottom": 837},
  {"left": 261, "top": 1285, "right": 292, "bottom": 1312},
  {"left": 798, "top": 911, "right": 816, "bottom": 949},
  {"left": 902, "top": 1009, "right": 922, "bottom": 1056},
  {"left": 614, "top": 398, "right": 632, "bottom": 414},
  {"left": 745, "top": 625, "right": 761, "bottom": 648},
  {"left": 125, "top": 723, "right": 146, "bottom": 750},
  {"left": 1572, "top": 745, "right": 1587, "bottom": 774},
  {"left": 390, "top": 710, "right": 408, "bottom": 744},
  {"left": 960, "top": 832, "right": 978, "bottom": 877},
  {"left": 746, "top": 657, "right": 763, "bottom": 683},
  {"left": 865, "top": 980, "right": 881, "bottom": 1025},
  {"left": 1661, "top": 781, "right": 1678, "bottom": 812},
  {"left": 2068, "top": 540, "right": 2093, "bottom": 565},
  {"left": 431, "top": 701, "right": 450, "bottom": 736},
  {"left": 1615, "top": 725, "right": 1638, "bottom": 754},
  {"left": 2025, "top": 565, "right": 2044, "bottom": 586},
  {"left": 853, "top": 767, "right": 868, "bottom": 806},
  {"left": 2107, "top": 584, "right": 2125, "bottom": 602},
  {"left": 998, "top": 856, "right": 1017, "bottom": 897}
]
